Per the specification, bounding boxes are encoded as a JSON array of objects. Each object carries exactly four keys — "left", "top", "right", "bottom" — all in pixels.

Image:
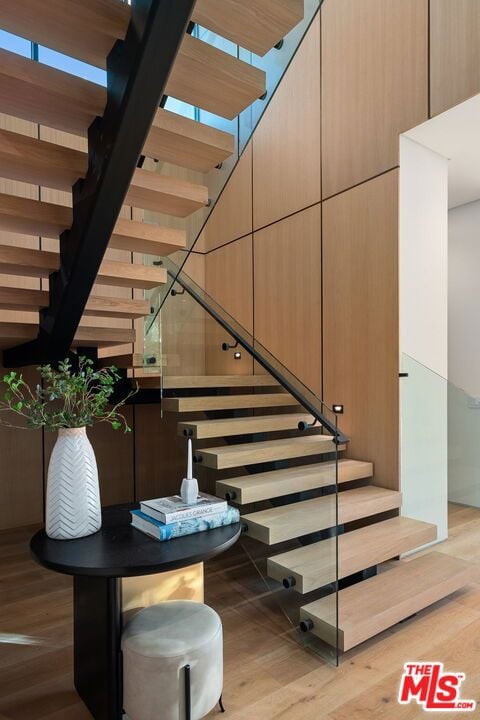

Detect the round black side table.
[{"left": 31, "top": 504, "right": 241, "bottom": 720}]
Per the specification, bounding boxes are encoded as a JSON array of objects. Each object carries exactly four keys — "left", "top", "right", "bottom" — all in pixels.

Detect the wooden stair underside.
[
  {"left": 300, "top": 552, "right": 471, "bottom": 651},
  {"left": 0, "top": 321, "right": 135, "bottom": 350},
  {"left": 196, "top": 434, "right": 342, "bottom": 470},
  {"left": 132, "top": 373, "right": 280, "bottom": 389},
  {"left": 267, "top": 516, "right": 437, "bottom": 593},
  {"left": 178, "top": 412, "right": 312, "bottom": 439},
  {"left": 0, "top": 286, "right": 150, "bottom": 320},
  {"left": 162, "top": 393, "right": 299, "bottom": 413},
  {"left": 0, "top": 30, "right": 265, "bottom": 122},
  {"left": 0, "top": 0, "right": 304, "bottom": 62},
  {"left": 0, "top": 129, "right": 208, "bottom": 217},
  {"left": 0, "top": 50, "right": 234, "bottom": 172},
  {"left": 192, "top": 0, "right": 305, "bottom": 57},
  {"left": 216, "top": 459, "right": 373, "bottom": 504},
  {"left": 0, "top": 245, "right": 167, "bottom": 289},
  {"left": 241, "top": 486, "right": 402, "bottom": 544},
  {"left": 0, "top": 193, "right": 187, "bottom": 256}
]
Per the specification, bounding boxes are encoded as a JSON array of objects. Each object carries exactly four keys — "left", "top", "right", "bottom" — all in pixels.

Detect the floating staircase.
[
  {"left": 158, "top": 372, "right": 470, "bottom": 653},
  {"left": 0, "top": 0, "right": 302, "bottom": 360}
]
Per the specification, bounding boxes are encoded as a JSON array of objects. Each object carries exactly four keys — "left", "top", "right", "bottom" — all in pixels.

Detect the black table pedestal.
[{"left": 74, "top": 576, "right": 123, "bottom": 720}]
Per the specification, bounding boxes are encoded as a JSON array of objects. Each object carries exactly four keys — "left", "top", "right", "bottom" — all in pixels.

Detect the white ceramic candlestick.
[{"left": 180, "top": 438, "right": 198, "bottom": 505}]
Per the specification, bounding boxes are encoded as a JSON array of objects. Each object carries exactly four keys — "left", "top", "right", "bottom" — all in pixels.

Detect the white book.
[{"left": 140, "top": 492, "right": 227, "bottom": 525}]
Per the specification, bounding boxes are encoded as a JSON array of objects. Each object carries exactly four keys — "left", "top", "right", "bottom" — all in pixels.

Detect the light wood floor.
[{"left": 1, "top": 503, "right": 480, "bottom": 719}]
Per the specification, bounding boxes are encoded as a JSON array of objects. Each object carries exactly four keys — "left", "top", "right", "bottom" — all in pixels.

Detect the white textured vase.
[{"left": 46, "top": 427, "right": 102, "bottom": 540}]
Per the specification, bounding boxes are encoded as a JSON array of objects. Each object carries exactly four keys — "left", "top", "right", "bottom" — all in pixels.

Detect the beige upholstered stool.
[{"left": 122, "top": 601, "right": 223, "bottom": 720}]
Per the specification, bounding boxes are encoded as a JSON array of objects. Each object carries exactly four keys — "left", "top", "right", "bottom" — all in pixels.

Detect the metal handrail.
[{"left": 164, "top": 266, "right": 349, "bottom": 446}]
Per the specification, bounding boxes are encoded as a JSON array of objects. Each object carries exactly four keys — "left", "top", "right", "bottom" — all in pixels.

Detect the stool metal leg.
[
  {"left": 184, "top": 664, "right": 191, "bottom": 720},
  {"left": 219, "top": 694, "right": 226, "bottom": 713}
]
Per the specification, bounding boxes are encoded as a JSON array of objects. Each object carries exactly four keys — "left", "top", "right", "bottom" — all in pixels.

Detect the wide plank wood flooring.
[{"left": 0, "top": 503, "right": 480, "bottom": 719}]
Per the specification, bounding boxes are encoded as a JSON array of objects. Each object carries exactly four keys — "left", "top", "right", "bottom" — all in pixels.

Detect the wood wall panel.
[
  {"left": 205, "top": 235, "right": 253, "bottom": 375},
  {"left": 430, "top": 0, "right": 480, "bottom": 117},
  {"left": 253, "top": 13, "right": 320, "bottom": 230},
  {"left": 254, "top": 206, "right": 321, "bottom": 395},
  {"left": 321, "top": 0, "right": 428, "bottom": 198},
  {"left": 199, "top": 142, "right": 252, "bottom": 252},
  {"left": 322, "top": 170, "right": 399, "bottom": 489},
  {"left": 0, "top": 366, "right": 44, "bottom": 529}
]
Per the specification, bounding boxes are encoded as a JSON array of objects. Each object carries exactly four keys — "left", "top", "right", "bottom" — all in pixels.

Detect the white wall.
[
  {"left": 449, "top": 200, "right": 480, "bottom": 396},
  {"left": 399, "top": 135, "right": 449, "bottom": 542},
  {"left": 449, "top": 200, "right": 480, "bottom": 506}
]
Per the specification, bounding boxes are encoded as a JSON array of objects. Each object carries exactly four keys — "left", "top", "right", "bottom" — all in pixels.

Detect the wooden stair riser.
[
  {"left": 267, "top": 516, "right": 437, "bottom": 593},
  {"left": 216, "top": 459, "right": 373, "bottom": 504},
  {"left": 241, "top": 487, "right": 402, "bottom": 544}
]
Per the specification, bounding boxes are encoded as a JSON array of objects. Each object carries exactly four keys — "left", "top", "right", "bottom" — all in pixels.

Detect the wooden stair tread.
[
  {"left": 300, "top": 552, "right": 471, "bottom": 651},
  {"left": 178, "top": 413, "right": 312, "bottom": 439},
  {"left": 145, "top": 108, "right": 234, "bottom": 173},
  {"left": 193, "top": 0, "right": 304, "bottom": 57},
  {"left": 216, "top": 459, "right": 373, "bottom": 504},
  {"left": 168, "top": 34, "right": 265, "bottom": 120},
  {"left": 0, "top": 244, "right": 167, "bottom": 289},
  {"left": 0, "top": 0, "right": 302, "bottom": 63},
  {"left": 196, "top": 434, "right": 342, "bottom": 470},
  {"left": 0, "top": 321, "right": 135, "bottom": 350},
  {"left": 0, "top": 286, "right": 150, "bottom": 320},
  {"left": 241, "top": 486, "right": 402, "bottom": 544},
  {"left": 99, "top": 353, "right": 153, "bottom": 370},
  {"left": 0, "top": 50, "right": 234, "bottom": 171},
  {"left": 162, "top": 393, "right": 299, "bottom": 413},
  {"left": 133, "top": 374, "right": 280, "bottom": 389},
  {"left": 0, "top": 11, "right": 266, "bottom": 119},
  {"left": 0, "top": 130, "right": 208, "bottom": 217},
  {"left": 268, "top": 516, "right": 437, "bottom": 593},
  {"left": 0, "top": 192, "right": 187, "bottom": 256}
]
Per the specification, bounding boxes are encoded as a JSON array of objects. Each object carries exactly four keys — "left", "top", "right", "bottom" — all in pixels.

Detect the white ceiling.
[{"left": 404, "top": 93, "right": 480, "bottom": 209}]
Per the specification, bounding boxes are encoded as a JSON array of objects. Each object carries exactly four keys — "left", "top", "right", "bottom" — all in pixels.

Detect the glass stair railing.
[{"left": 132, "top": 273, "right": 341, "bottom": 666}]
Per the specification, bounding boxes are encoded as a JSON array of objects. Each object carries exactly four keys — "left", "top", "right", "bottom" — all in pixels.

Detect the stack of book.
[{"left": 131, "top": 492, "right": 240, "bottom": 542}]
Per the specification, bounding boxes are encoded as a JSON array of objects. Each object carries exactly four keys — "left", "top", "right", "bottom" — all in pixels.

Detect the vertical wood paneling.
[
  {"left": 135, "top": 405, "right": 185, "bottom": 501},
  {"left": 199, "top": 142, "right": 252, "bottom": 252},
  {"left": 254, "top": 205, "right": 322, "bottom": 395},
  {"left": 205, "top": 235, "right": 253, "bottom": 375},
  {"left": 0, "top": 366, "right": 44, "bottom": 529},
  {"left": 323, "top": 170, "right": 399, "bottom": 489},
  {"left": 321, "top": 0, "right": 428, "bottom": 198},
  {"left": 430, "top": 0, "right": 480, "bottom": 117},
  {"left": 253, "top": 14, "right": 320, "bottom": 230}
]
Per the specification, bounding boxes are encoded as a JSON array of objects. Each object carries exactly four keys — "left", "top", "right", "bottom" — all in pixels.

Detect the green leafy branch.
[{"left": 0, "top": 356, "right": 137, "bottom": 432}]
